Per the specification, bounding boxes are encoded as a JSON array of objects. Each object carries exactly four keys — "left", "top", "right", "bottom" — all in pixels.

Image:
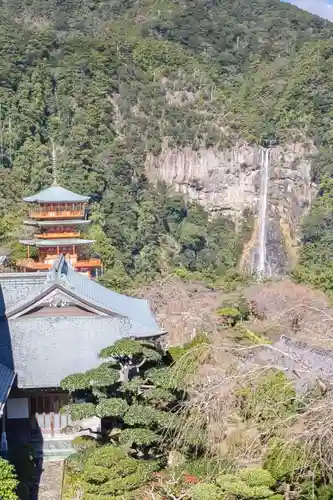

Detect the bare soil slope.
[
  {"left": 136, "top": 275, "right": 222, "bottom": 346},
  {"left": 245, "top": 279, "right": 333, "bottom": 347}
]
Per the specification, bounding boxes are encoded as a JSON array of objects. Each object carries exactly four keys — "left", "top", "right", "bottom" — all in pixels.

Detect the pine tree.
[{"left": 61, "top": 339, "right": 183, "bottom": 458}]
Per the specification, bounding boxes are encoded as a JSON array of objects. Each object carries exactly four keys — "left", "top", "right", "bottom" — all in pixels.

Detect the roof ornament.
[{"left": 50, "top": 138, "right": 58, "bottom": 186}]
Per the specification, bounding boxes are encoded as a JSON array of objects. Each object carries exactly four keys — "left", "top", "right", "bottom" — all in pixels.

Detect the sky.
[{"left": 283, "top": 0, "right": 333, "bottom": 20}]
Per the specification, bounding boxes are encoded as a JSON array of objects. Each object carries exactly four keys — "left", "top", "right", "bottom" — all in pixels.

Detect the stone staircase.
[{"left": 32, "top": 435, "right": 74, "bottom": 461}]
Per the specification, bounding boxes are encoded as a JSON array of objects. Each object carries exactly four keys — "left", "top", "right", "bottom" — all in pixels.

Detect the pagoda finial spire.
[{"left": 50, "top": 138, "right": 58, "bottom": 186}]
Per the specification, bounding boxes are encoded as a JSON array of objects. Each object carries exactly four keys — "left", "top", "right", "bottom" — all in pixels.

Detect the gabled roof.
[
  {"left": 4, "top": 255, "right": 162, "bottom": 335},
  {"left": 0, "top": 256, "right": 165, "bottom": 389},
  {"left": 23, "top": 185, "right": 90, "bottom": 203}
]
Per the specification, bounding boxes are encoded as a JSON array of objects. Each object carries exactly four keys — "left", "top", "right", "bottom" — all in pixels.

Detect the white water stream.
[{"left": 257, "top": 148, "right": 270, "bottom": 276}]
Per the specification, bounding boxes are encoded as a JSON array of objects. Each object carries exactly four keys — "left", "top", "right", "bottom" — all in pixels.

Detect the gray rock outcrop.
[{"left": 146, "top": 142, "right": 317, "bottom": 275}]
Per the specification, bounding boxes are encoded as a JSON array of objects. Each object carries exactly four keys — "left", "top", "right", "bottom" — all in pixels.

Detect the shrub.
[{"left": 0, "top": 458, "right": 19, "bottom": 500}]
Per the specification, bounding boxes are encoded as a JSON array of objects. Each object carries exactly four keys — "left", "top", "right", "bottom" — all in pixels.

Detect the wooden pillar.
[
  {"left": 27, "top": 246, "right": 30, "bottom": 259},
  {"left": 72, "top": 245, "right": 75, "bottom": 255},
  {"left": 57, "top": 246, "right": 59, "bottom": 255}
]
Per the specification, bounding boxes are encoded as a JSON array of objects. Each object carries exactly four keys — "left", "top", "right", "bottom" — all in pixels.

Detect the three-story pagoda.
[{"left": 16, "top": 183, "right": 101, "bottom": 277}]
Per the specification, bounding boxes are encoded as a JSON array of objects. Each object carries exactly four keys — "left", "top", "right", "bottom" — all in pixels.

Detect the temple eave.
[
  {"left": 19, "top": 239, "right": 95, "bottom": 247},
  {"left": 23, "top": 219, "right": 91, "bottom": 227},
  {"left": 23, "top": 185, "right": 90, "bottom": 203}
]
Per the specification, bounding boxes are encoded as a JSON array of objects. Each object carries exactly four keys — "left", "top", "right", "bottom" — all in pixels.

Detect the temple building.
[
  {"left": 0, "top": 182, "right": 165, "bottom": 458},
  {"left": 16, "top": 183, "right": 101, "bottom": 277}
]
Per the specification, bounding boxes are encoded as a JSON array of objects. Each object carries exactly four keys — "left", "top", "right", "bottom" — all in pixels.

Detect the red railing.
[
  {"left": 16, "top": 258, "right": 101, "bottom": 270},
  {"left": 75, "top": 259, "right": 101, "bottom": 268},
  {"left": 16, "top": 259, "right": 51, "bottom": 270},
  {"left": 29, "top": 210, "right": 84, "bottom": 219},
  {"left": 36, "top": 232, "right": 81, "bottom": 239}
]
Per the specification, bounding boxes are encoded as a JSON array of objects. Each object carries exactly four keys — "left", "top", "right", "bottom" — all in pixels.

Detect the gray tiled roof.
[
  {"left": 0, "top": 363, "right": 15, "bottom": 416},
  {"left": 58, "top": 260, "right": 161, "bottom": 330},
  {"left": 3, "top": 256, "right": 161, "bottom": 331},
  {"left": 2, "top": 316, "right": 156, "bottom": 388},
  {"left": 23, "top": 185, "right": 90, "bottom": 203},
  {"left": 0, "top": 256, "right": 164, "bottom": 389},
  {"left": 0, "top": 274, "right": 49, "bottom": 315}
]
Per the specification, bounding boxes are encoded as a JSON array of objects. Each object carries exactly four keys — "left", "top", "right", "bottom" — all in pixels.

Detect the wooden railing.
[
  {"left": 29, "top": 210, "right": 84, "bottom": 219},
  {"left": 16, "top": 258, "right": 101, "bottom": 270},
  {"left": 36, "top": 232, "right": 80, "bottom": 239},
  {"left": 34, "top": 412, "right": 72, "bottom": 436},
  {"left": 75, "top": 259, "right": 101, "bottom": 268},
  {"left": 16, "top": 259, "right": 51, "bottom": 270}
]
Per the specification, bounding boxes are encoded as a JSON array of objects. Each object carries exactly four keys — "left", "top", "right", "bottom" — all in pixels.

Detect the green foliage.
[
  {"left": 0, "top": 458, "right": 19, "bottom": 500},
  {"left": 188, "top": 467, "right": 281, "bottom": 499},
  {"left": 263, "top": 441, "right": 333, "bottom": 500},
  {"left": 238, "top": 468, "right": 275, "bottom": 488},
  {"left": 61, "top": 364, "right": 119, "bottom": 392},
  {"left": 123, "top": 404, "right": 162, "bottom": 427},
  {"left": 216, "top": 468, "right": 278, "bottom": 499},
  {"left": 61, "top": 373, "right": 92, "bottom": 392},
  {"left": 1, "top": 0, "right": 323, "bottom": 287},
  {"left": 264, "top": 439, "right": 308, "bottom": 481},
  {"left": 100, "top": 339, "right": 161, "bottom": 363},
  {"left": 98, "top": 261, "right": 133, "bottom": 293},
  {"left": 96, "top": 398, "right": 129, "bottom": 418},
  {"left": 64, "top": 403, "right": 96, "bottom": 421},
  {"left": 315, "top": 485, "right": 333, "bottom": 500},
  {"left": 4, "top": 1, "right": 333, "bottom": 494},
  {"left": 238, "top": 370, "right": 298, "bottom": 423},
  {"left": 72, "top": 436, "right": 99, "bottom": 454},
  {"left": 62, "top": 338, "right": 187, "bottom": 458},
  {"left": 73, "top": 445, "right": 159, "bottom": 498},
  {"left": 141, "top": 387, "right": 176, "bottom": 405},
  {"left": 132, "top": 39, "right": 196, "bottom": 74},
  {"left": 190, "top": 483, "right": 221, "bottom": 500},
  {"left": 167, "top": 333, "right": 210, "bottom": 362},
  {"left": 293, "top": 177, "right": 333, "bottom": 294},
  {"left": 177, "top": 457, "right": 225, "bottom": 480},
  {"left": 217, "top": 296, "right": 250, "bottom": 326},
  {"left": 118, "top": 428, "right": 160, "bottom": 446},
  {"left": 217, "top": 307, "right": 243, "bottom": 325}
]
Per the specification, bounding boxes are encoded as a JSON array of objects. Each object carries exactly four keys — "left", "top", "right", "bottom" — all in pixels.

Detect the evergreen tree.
[{"left": 61, "top": 339, "right": 183, "bottom": 458}]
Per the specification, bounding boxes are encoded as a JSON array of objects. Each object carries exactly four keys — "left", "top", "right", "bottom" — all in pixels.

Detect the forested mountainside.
[
  {"left": 1, "top": 0, "right": 333, "bottom": 289},
  {"left": 5, "top": 3, "right": 333, "bottom": 499}
]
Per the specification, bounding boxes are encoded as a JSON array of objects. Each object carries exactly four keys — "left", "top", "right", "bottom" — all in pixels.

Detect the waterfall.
[
  {"left": 253, "top": 148, "right": 270, "bottom": 277},
  {"left": 258, "top": 148, "right": 270, "bottom": 275}
]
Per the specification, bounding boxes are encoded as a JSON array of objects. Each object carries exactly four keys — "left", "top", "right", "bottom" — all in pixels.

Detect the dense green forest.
[{"left": 1, "top": 0, "right": 333, "bottom": 288}]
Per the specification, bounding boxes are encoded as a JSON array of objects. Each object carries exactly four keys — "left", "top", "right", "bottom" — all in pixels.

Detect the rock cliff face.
[{"left": 145, "top": 143, "right": 317, "bottom": 276}]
